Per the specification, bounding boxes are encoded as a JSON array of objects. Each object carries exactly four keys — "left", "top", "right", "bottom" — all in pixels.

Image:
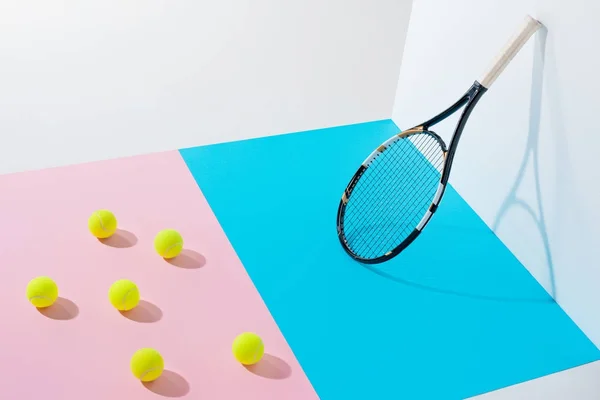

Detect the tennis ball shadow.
[
  {"left": 98, "top": 229, "right": 138, "bottom": 248},
  {"left": 37, "top": 297, "right": 79, "bottom": 320},
  {"left": 244, "top": 354, "right": 292, "bottom": 380},
  {"left": 120, "top": 300, "right": 162, "bottom": 323},
  {"left": 143, "top": 370, "right": 190, "bottom": 398},
  {"left": 166, "top": 249, "right": 206, "bottom": 269}
]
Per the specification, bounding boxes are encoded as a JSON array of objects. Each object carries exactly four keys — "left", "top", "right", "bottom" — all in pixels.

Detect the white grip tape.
[{"left": 479, "top": 15, "right": 542, "bottom": 89}]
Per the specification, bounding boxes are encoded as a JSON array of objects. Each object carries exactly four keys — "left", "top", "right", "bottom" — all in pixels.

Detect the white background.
[
  {"left": 393, "top": 0, "right": 600, "bottom": 397},
  {"left": 3, "top": 0, "right": 600, "bottom": 397},
  {"left": 0, "top": 0, "right": 412, "bottom": 174}
]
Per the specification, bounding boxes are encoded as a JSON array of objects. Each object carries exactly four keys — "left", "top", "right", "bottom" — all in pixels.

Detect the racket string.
[
  {"left": 345, "top": 146, "right": 412, "bottom": 247},
  {"left": 370, "top": 142, "right": 441, "bottom": 253},
  {"left": 342, "top": 132, "right": 445, "bottom": 259},
  {"left": 346, "top": 142, "right": 418, "bottom": 246},
  {"left": 347, "top": 135, "right": 439, "bottom": 247},
  {"left": 351, "top": 142, "right": 429, "bottom": 252}
]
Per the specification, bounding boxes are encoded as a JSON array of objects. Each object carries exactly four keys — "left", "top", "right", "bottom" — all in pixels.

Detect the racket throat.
[{"left": 439, "top": 82, "right": 487, "bottom": 185}]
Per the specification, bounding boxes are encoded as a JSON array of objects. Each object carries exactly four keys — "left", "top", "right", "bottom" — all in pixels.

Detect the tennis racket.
[{"left": 336, "top": 15, "right": 543, "bottom": 264}]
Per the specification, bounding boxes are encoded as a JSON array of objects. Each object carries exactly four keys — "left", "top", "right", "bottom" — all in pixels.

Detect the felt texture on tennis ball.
[
  {"left": 26, "top": 276, "right": 59, "bottom": 308},
  {"left": 108, "top": 279, "right": 140, "bottom": 311},
  {"left": 232, "top": 332, "right": 264, "bottom": 365},
  {"left": 154, "top": 229, "right": 183, "bottom": 259},
  {"left": 88, "top": 209, "right": 118, "bottom": 238},
  {"left": 130, "top": 348, "right": 164, "bottom": 382}
]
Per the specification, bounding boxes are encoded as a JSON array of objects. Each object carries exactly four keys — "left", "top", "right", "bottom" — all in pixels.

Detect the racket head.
[{"left": 336, "top": 128, "right": 448, "bottom": 264}]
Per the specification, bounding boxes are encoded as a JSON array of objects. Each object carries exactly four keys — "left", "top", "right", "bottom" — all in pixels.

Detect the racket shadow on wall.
[
  {"left": 337, "top": 15, "right": 545, "bottom": 265},
  {"left": 491, "top": 25, "right": 556, "bottom": 299}
]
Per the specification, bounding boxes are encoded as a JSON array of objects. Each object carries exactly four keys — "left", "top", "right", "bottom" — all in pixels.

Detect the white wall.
[
  {"left": 393, "top": 0, "right": 600, "bottom": 349},
  {"left": 0, "top": 0, "right": 412, "bottom": 175}
]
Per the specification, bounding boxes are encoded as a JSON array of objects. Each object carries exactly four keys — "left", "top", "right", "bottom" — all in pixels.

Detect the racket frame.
[{"left": 336, "top": 82, "right": 486, "bottom": 264}]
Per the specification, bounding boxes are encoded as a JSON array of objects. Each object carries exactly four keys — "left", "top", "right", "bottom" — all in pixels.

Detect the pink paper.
[{"left": 0, "top": 151, "right": 318, "bottom": 399}]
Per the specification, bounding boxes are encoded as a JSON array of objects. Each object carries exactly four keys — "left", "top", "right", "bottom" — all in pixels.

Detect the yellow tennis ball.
[
  {"left": 26, "top": 276, "right": 59, "bottom": 308},
  {"left": 232, "top": 332, "right": 264, "bottom": 365},
  {"left": 88, "top": 209, "right": 117, "bottom": 238},
  {"left": 108, "top": 279, "right": 140, "bottom": 311},
  {"left": 130, "top": 348, "right": 164, "bottom": 382},
  {"left": 154, "top": 229, "right": 183, "bottom": 259}
]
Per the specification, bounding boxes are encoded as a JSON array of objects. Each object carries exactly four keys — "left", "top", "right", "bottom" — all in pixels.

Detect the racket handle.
[{"left": 479, "top": 15, "right": 542, "bottom": 89}]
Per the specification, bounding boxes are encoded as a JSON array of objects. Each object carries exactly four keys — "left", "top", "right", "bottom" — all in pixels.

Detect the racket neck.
[
  {"left": 420, "top": 86, "right": 474, "bottom": 130},
  {"left": 440, "top": 81, "right": 487, "bottom": 185}
]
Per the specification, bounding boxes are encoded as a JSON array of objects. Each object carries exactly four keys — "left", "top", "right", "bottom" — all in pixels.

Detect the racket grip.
[{"left": 479, "top": 15, "right": 542, "bottom": 89}]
